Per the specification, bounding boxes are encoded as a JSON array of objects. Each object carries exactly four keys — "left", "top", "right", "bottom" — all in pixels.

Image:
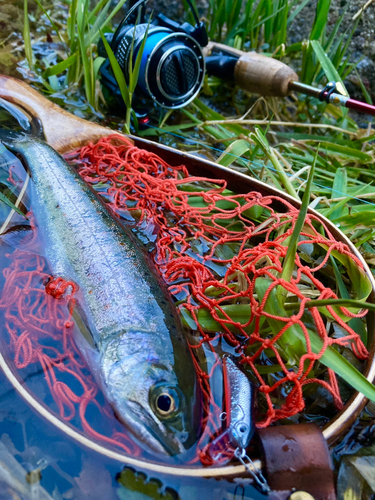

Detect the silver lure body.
[
  {"left": 223, "top": 355, "right": 255, "bottom": 450},
  {"left": 3, "top": 136, "right": 201, "bottom": 456}
]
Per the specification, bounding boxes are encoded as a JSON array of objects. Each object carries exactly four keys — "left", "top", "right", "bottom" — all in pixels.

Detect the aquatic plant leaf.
[
  {"left": 255, "top": 278, "right": 305, "bottom": 364},
  {"left": 257, "top": 278, "right": 375, "bottom": 402},
  {"left": 180, "top": 307, "right": 197, "bottom": 330},
  {"left": 303, "top": 226, "right": 373, "bottom": 306},
  {"left": 338, "top": 456, "right": 375, "bottom": 500},
  {"left": 330, "top": 256, "right": 367, "bottom": 345},
  {"left": 286, "top": 298, "right": 375, "bottom": 313},
  {"left": 181, "top": 304, "right": 257, "bottom": 334}
]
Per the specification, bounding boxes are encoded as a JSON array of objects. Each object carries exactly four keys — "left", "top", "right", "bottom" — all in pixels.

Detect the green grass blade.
[
  {"left": 310, "top": 40, "right": 348, "bottom": 96},
  {"left": 87, "top": 0, "right": 109, "bottom": 22},
  {"left": 217, "top": 139, "right": 251, "bottom": 167},
  {"left": 68, "top": 0, "right": 78, "bottom": 46},
  {"left": 99, "top": 30, "right": 130, "bottom": 106},
  {"left": 77, "top": 23, "right": 92, "bottom": 105},
  {"left": 323, "top": 3, "right": 348, "bottom": 53},
  {"left": 330, "top": 167, "right": 347, "bottom": 220},
  {"left": 309, "top": 0, "right": 331, "bottom": 40},
  {"left": 250, "top": 126, "right": 298, "bottom": 199},
  {"left": 285, "top": 298, "right": 375, "bottom": 313},
  {"left": 44, "top": 53, "right": 77, "bottom": 77},
  {"left": 280, "top": 149, "right": 317, "bottom": 288},
  {"left": 93, "top": 56, "right": 106, "bottom": 80},
  {"left": 86, "top": 0, "right": 112, "bottom": 46},
  {"left": 99, "top": 29, "right": 131, "bottom": 130},
  {"left": 34, "top": 0, "right": 65, "bottom": 46},
  {"left": 0, "top": 192, "right": 26, "bottom": 217},
  {"left": 92, "top": 0, "right": 128, "bottom": 41},
  {"left": 354, "top": 69, "right": 373, "bottom": 105},
  {"left": 130, "top": 17, "right": 151, "bottom": 93},
  {"left": 23, "top": 0, "right": 33, "bottom": 70}
]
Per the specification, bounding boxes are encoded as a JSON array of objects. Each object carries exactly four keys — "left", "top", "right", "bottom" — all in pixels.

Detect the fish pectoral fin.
[
  {"left": 71, "top": 301, "right": 97, "bottom": 349},
  {"left": 0, "top": 223, "right": 33, "bottom": 247}
]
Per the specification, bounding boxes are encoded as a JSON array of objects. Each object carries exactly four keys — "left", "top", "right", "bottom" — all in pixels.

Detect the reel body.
[{"left": 98, "top": 5, "right": 207, "bottom": 110}]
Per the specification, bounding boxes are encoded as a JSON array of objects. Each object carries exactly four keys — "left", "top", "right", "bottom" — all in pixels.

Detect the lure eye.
[{"left": 151, "top": 385, "right": 180, "bottom": 418}]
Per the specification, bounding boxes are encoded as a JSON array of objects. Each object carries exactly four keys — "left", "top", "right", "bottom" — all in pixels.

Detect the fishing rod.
[
  {"left": 204, "top": 42, "right": 375, "bottom": 117},
  {"left": 98, "top": 4, "right": 375, "bottom": 120}
]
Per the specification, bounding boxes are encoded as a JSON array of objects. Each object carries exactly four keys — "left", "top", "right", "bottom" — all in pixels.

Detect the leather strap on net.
[{"left": 258, "top": 423, "right": 336, "bottom": 500}]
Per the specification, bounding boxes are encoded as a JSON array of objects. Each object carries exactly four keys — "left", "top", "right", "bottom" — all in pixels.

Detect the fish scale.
[
  {"left": 1, "top": 134, "right": 202, "bottom": 456},
  {"left": 28, "top": 141, "right": 160, "bottom": 345}
]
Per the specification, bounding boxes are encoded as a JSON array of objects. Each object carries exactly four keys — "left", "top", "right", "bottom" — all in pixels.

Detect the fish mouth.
[{"left": 120, "top": 400, "right": 187, "bottom": 457}]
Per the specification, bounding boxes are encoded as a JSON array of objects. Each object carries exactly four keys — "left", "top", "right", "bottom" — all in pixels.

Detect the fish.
[
  {"left": 222, "top": 355, "right": 256, "bottom": 450},
  {"left": 0, "top": 133, "right": 202, "bottom": 457}
]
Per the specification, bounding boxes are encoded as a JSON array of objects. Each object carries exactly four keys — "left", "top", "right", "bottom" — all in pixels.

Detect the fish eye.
[
  {"left": 156, "top": 393, "right": 175, "bottom": 415},
  {"left": 150, "top": 385, "right": 180, "bottom": 419}
]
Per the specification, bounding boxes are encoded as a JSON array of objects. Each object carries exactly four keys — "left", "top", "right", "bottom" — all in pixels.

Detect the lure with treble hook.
[{"left": 208, "top": 355, "right": 270, "bottom": 493}]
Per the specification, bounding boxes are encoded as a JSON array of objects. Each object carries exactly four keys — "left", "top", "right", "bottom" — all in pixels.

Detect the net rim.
[{"left": 1, "top": 138, "right": 374, "bottom": 478}]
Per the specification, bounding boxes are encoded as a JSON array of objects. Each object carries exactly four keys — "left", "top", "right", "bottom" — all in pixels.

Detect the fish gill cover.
[{"left": 0, "top": 133, "right": 371, "bottom": 466}]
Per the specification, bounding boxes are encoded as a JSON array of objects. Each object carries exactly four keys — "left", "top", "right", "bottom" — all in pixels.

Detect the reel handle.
[{"left": 204, "top": 42, "right": 298, "bottom": 97}]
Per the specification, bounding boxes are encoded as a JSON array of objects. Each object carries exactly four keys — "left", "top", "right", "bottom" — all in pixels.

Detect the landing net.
[{"left": 0, "top": 134, "right": 369, "bottom": 463}]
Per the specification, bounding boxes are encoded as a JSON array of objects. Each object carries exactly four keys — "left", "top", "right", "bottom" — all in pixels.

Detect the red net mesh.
[{"left": 0, "top": 133, "right": 369, "bottom": 464}]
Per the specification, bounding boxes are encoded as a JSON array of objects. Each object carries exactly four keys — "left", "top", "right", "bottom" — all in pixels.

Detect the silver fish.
[
  {"left": 223, "top": 355, "right": 255, "bottom": 450},
  {"left": 2, "top": 134, "right": 202, "bottom": 456}
]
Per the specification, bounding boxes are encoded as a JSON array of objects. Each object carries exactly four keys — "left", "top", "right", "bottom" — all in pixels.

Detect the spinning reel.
[
  {"left": 98, "top": 0, "right": 207, "bottom": 110},
  {"left": 98, "top": 1, "right": 375, "bottom": 118}
]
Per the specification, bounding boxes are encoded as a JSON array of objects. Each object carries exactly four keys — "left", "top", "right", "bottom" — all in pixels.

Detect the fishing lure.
[{"left": 208, "top": 355, "right": 269, "bottom": 493}]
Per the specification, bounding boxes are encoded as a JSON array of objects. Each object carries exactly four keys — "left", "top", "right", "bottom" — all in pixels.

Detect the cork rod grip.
[{"left": 204, "top": 42, "right": 298, "bottom": 97}]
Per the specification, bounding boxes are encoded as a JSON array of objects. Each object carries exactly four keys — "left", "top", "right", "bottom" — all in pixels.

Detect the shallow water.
[
  {"left": 0, "top": 137, "right": 269, "bottom": 499},
  {"left": 0, "top": 371, "right": 270, "bottom": 500}
]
